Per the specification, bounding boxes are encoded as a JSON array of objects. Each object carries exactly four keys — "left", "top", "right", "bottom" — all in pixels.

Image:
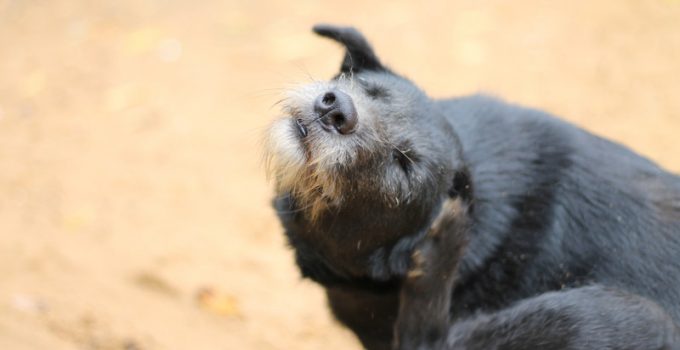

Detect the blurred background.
[{"left": 1, "top": 0, "right": 679, "bottom": 349}]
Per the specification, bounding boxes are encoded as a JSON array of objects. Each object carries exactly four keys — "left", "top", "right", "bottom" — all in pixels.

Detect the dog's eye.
[
  {"left": 358, "top": 78, "right": 389, "bottom": 100},
  {"left": 392, "top": 149, "right": 412, "bottom": 174},
  {"left": 365, "top": 85, "right": 389, "bottom": 100}
]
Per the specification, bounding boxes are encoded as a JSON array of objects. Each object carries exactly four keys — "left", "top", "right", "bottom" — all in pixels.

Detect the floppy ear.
[{"left": 312, "top": 24, "right": 385, "bottom": 74}]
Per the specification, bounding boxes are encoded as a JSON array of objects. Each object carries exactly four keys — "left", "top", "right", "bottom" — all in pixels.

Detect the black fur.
[
  {"left": 313, "top": 24, "right": 386, "bottom": 74},
  {"left": 271, "top": 25, "right": 680, "bottom": 349}
]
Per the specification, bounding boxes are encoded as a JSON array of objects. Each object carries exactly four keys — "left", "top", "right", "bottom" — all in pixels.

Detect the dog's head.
[{"left": 265, "top": 25, "right": 468, "bottom": 288}]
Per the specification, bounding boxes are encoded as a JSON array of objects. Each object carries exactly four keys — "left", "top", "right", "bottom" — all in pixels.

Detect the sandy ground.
[{"left": 1, "top": 0, "right": 680, "bottom": 349}]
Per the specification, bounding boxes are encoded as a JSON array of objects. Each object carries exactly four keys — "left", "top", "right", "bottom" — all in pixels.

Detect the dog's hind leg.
[
  {"left": 393, "top": 199, "right": 680, "bottom": 350},
  {"left": 443, "top": 285, "right": 680, "bottom": 350}
]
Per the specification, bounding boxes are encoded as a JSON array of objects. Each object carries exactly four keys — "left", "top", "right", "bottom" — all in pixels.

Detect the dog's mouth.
[{"left": 295, "top": 118, "right": 308, "bottom": 138}]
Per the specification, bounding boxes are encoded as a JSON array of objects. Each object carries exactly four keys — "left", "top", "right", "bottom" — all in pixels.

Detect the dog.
[{"left": 265, "top": 24, "right": 680, "bottom": 349}]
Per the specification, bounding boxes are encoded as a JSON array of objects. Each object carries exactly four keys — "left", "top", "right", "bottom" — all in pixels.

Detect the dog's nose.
[{"left": 313, "top": 90, "right": 358, "bottom": 134}]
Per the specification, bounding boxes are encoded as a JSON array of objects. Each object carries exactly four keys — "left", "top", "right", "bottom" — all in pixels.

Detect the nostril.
[
  {"left": 329, "top": 112, "right": 346, "bottom": 128},
  {"left": 320, "top": 109, "right": 356, "bottom": 135},
  {"left": 314, "top": 91, "right": 337, "bottom": 115},
  {"left": 319, "top": 109, "right": 343, "bottom": 130},
  {"left": 321, "top": 92, "right": 336, "bottom": 106}
]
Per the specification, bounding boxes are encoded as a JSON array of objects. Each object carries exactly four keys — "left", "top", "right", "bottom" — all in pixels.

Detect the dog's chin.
[{"left": 265, "top": 117, "right": 348, "bottom": 220}]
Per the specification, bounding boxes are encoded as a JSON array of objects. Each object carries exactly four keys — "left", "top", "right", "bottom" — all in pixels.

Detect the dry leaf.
[
  {"left": 195, "top": 287, "right": 240, "bottom": 317},
  {"left": 133, "top": 272, "right": 179, "bottom": 297}
]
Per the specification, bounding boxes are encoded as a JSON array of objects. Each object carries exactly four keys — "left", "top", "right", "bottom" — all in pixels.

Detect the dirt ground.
[{"left": 1, "top": 0, "right": 679, "bottom": 349}]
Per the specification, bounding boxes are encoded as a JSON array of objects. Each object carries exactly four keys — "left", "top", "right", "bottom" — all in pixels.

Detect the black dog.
[{"left": 265, "top": 25, "right": 680, "bottom": 349}]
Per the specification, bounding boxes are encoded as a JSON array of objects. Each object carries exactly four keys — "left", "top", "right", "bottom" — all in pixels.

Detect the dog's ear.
[{"left": 313, "top": 24, "right": 385, "bottom": 74}]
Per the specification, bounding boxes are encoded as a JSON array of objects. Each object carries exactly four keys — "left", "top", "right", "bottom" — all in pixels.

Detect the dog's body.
[
  {"left": 438, "top": 95, "right": 680, "bottom": 318},
  {"left": 267, "top": 25, "right": 680, "bottom": 349}
]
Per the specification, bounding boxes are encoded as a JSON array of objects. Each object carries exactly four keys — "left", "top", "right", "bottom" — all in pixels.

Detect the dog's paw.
[{"left": 405, "top": 198, "right": 469, "bottom": 284}]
